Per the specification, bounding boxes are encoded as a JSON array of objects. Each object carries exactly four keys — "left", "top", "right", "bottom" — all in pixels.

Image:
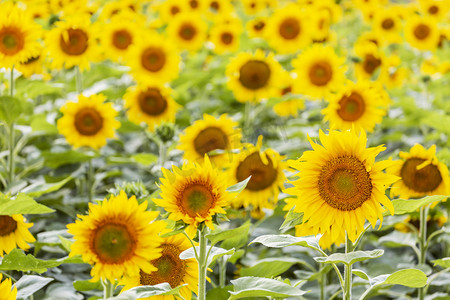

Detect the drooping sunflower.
[
  {"left": 166, "top": 13, "right": 208, "bottom": 52},
  {"left": 153, "top": 156, "right": 232, "bottom": 237},
  {"left": 0, "top": 274, "right": 17, "bottom": 300},
  {"left": 292, "top": 44, "right": 346, "bottom": 99},
  {"left": 121, "top": 233, "right": 198, "bottom": 300},
  {"left": 45, "top": 15, "right": 99, "bottom": 71},
  {"left": 285, "top": 129, "right": 399, "bottom": 245},
  {"left": 371, "top": 8, "right": 402, "bottom": 45},
  {"left": 321, "top": 81, "right": 389, "bottom": 132},
  {"left": 127, "top": 31, "right": 181, "bottom": 84},
  {"left": 123, "top": 85, "right": 180, "bottom": 131},
  {"left": 227, "top": 137, "right": 287, "bottom": 218},
  {"left": 0, "top": 2, "right": 42, "bottom": 69},
  {"left": 353, "top": 41, "right": 386, "bottom": 81},
  {"left": 226, "top": 49, "right": 283, "bottom": 103},
  {"left": 209, "top": 22, "right": 242, "bottom": 54},
  {"left": 0, "top": 214, "right": 35, "bottom": 257},
  {"left": 405, "top": 15, "right": 440, "bottom": 51},
  {"left": 57, "top": 93, "right": 120, "bottom": 150},
  {"left": 265, "top": 3, "right": 311, "bottom": 54},
  {"left": 67, "top": 191, "right": 167, "bottom": 282},
  {"left": 387, "top": 144, "right": 450, "bottom": 199},
  {"left": 246, "top": 17, "right": 268, "bottom": 39},
  {"left": 178, "top": 114, "right": 242, "bottom": 166}
]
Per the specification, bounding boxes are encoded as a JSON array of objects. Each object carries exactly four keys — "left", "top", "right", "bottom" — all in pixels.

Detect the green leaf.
[
  {"left": 30, "top": 114, "right": 58, "bottom": 134},
  {"left": 383, "top": 269, "right": 427, "bottom": 287},
  {"left": 16, "top": 275, "right": 54, "bottom": 299},
  {"left": 383, "top": 195, "right": 449, "bottom": 216},
  {"left": 206, "top": 286, "right": 234, "bottom": 300},
  {"left": 0, "top": 249, "right": 62, "bottom": 273},
  {"left": 378, "top": 231, "right": 417, "bottom": 248},
  {"left": 352, "top": 269, "right": 370, "bottom": 281},
  {"left": 433, "top": 258, "right": 450, "bottom": 268},
  {"left": 106, "top": 283, "right": 185, "bottom": 300},
  {"left": 42, "top": 150, "right": 99, "bottom": 168},
  {"left": 250, "top": 234, "right": 321, "bottom": 251},
  {"left": 206, "top": 221, "right": 250, "bottom": 246},
  {"left": 0, "top": 193, "right": 54, "bottom": 215},
  {"left": 58, "top": 235, "right": 73, "bottom": 252},
  {"left": 229, "top": 277, "right": 307, "bottom": 299},
  {"left": 0, "top": 96, "right": 23, "bottom": 125},
  {"left": 279, "top": 207, "right": 303, "bottom": 232},
  {"left": 180, "top": 246, "right": 235, "bottom": 267},
  {"left": 73, "top": 280, "right": 103, "bottom": 292},
  {"left": 22, "top": 176, "right": 72, "bottom": 197},
  {"left": 131, "top": 153, "right": 158, "bottom": 166},
  {"left": 240, "top": 258, "right": 301, "bottom": 278},
  {"left": 314, "top": 249, "right": 384, "bottom": 266},
  {"left": 226, "top": 176, "right": 251, "bottom": 194}
]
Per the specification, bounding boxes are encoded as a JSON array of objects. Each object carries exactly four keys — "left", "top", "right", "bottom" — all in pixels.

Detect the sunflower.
[
  {"left": 246, "top": 17, "right": 268, "bottom": 39},
  {"left": 15, "top": 45, "right": 48, "bottom": 79},
  {"left": 285, "top": 129, "right": 399, "bottom": 245},
  {"left": 121, "top": 233, "right": 198, "bottom": 300},
  {"left": 184, "top": 0, "right": 207, "bottom": 13},
  {"left": 98, "top": 0, "right": 140, "bottom": 22},
  {"left": 123, "top": 85, "right": 179, "bottom": 131},
  {"left": 178, "top": 114, "right": 242, "bottom": 166},
  {"left": 292, "top": 44, "right": 346, "bottom": 99},
  {"left": 67, "top": 191, "right": 166, "bottom": 282},
  {"left": 204, "top": 0, "right": 234, "bottom": 20},
  {"left": 127, "top": 31, "right": 181, "bottom": 84},
  {"left": 321, "top": 81, "right": 389, "bottom": 132},
  {"left": 0, "top": 214, "right": 35, "bottom": 257},
  {"left": 372, "top": 8, "right": 402, "bottom": 45},
  {"left": 0, "top": 274, "right": 17, "bottom": 300},
  {"left": 166, "top": 13, "right": 208, "bottom": 52},
  {"left": 405, "top": 15, "right": 440, "bottom": 51},
  {"left": 420, "top": 0, "right": 449, "bottom": 21},
  {"left": 387, "top": 144, "right": 450, "bottom": 200},
  {"left": 295, "top": 218, "right": 345, "bottom": 249},
  {"left": 153, "top": 0, "right": 188, "bottom": 24},
  {"left": 57, "top": 93, "right": 120, "bottom": 150},
  {"left": 312, "top": 0, "right": 343, "bottom": 24},
  {"left": 242, "top": 0, "right": 267, "bottom": 15},
  {"left": 265, "top": 3, "right": 311, "bottom": 54},
  {"left": 356, "top": 30, "right": 383, "bottom": 47},
  {"left": 226, "top": 49, "right": 283, "bottom": 103},
  {"left": 227, "top": 137, "right": 287, "bottom": 218},
  {"left": 310, "top": 8, "right": 332, "bottom": 43},
  {"left": 379, "top": 55, "right": 408, "bottom": 89},
  {"left": 353, "top": 41, "right": 386, "bottom": 81},
  {"left": 209, "top": 22, "right": 242, "bottom": 54},
  {"left": 153, "top": 156, "right": 232, "bottom": 237},
  {"left": 45, "top": 15, "right": 99, "bottom": 71},
  {"left": 272, "top": 71, "right": 305, "bottom": 118},
  {"left": 0, "top": 2, "right": 42, "bottom": 69}
]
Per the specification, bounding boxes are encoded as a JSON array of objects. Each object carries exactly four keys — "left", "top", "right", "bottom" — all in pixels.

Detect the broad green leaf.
[
  {"left": 180, "top": 246, "right": 235, "bottom": 267},
  {"left": 206, "top": 286, "right": 233, "bottom": 300},
  {"left": 433, "top": 258, "right": 450, "bottom": 268},
  {"left": 16, "top": 275, "right": 54, "bottom": 299},
  {"left": 378, "top": 231, "right": 417, "bottom": 248},
  {"left": 383, "top": 269, "right": 427, "bottom": 287},
  {"left": 352, "top": 269, "right": 370, "bottom": 281},
  {"left": 106, "top": 283, "right": 185, "bottom": 300},
  {"left": 42, "top": 150, "right": 99, "bottom": 168},
  {"left": 15, "top": 78, "right": 62, "bottom": 98},
  {"left": 0, "top": 95, "right": 23, "bottom": 125},
  {"left": 279, "top": 207, "right": 303, "bottom": 231},
  {"left": 73, "top": 280, "right": 103, "bottom": 292},
  {"left": 131, "top": 153, "right": 158, "bottom": 166},
  {"left": 250, "top": 234, "right": 321, "bottom": 251},
  {"left": 314, "top": 249, "right": 384, "bottom": 266},
  {"left": 22, "top": 176, "right": 72, "bottom": 197},
  {"left": 0, "top": 249, "right": 62, "bottom": 273},
  {"left": 0, "top": 193, "right": 54, "bottom": 215},
  {"left": 240, "top": 258, "right": 301, "bottom": 278},
  {"left": 206, "top": 220, "right": 250, "bottom": 246},
  {"left": 383, "top": 195, "right": 448, "bottom": 216},
  {"left": 30, "top": 114, "right": 58, "bottom": 134},
  {"left": 58, "top": 235, "right": 73, "bottom": 252},
  {"left": 226, "top": 176, "right": 251, "bottom": 194},
  {"left": 229, "top": 277, "right": 307, "bottom": 299}
]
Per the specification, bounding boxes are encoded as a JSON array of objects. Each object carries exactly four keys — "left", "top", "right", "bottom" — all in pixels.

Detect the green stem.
[
  {"left": 102, "top": 279, "right": 114, "bottom": 299},
  {"left": 418, "top": 205, "right": 429, "bottom": 300},
  {"left": 219, "top": 256, "right": 226, "bottom": 288},
  {"left": 87, "top": 158, "right": 94, "bottom": 202},
  {"left": 198, "top": 227, "right": 208, "bottom": 300},
  {"left": 75, "top": 66, "right": 83, "bottom": 94},
  {"left": 343, "top": 233, "right": 353, "bottom": 300},
  {"left": 159, "top": 140, "right": 166, "bottom": 167},
  {"left": 319, "top": 263, "right": 326, "bottom": 300},
  {"left": 7, "top": 67, "right": 15, "bottom": 190},
  {"left": 317, "top": 248, "right": 344, "bottom": 290},
  {"left": 243, "top": 101, "right": 251, "bottom": 140}
]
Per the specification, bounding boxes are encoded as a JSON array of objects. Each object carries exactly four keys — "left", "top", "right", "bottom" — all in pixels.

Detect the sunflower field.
[{"left": 0, "top": 0, "right": 450, "bottom": 299}]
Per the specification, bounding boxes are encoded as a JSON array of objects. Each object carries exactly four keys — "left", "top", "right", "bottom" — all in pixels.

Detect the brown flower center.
[
  {"left": 179, "top": 23, "right": 197, "bottom": 41},
  {"left": 381, "top": 18, "right": 394, "bottom": 30},
  {"left": 0, "top": 216, "right": 17, "bottom": 236},
  {"left": 414, "top": 24, "right": 431, "bottom": 40},
  {"left": 74, "top": 107, "right": 103, "bottom": 136},
  {"left": 236, "top": 152, "right": 277, "bottom": 191},
  {"left": 60, "top": 28, "right": 88, "bottom": 55},
  {"left": 112, "top": 29, "right": 132, "bottom": 50},
  {"left": 309, "top": 61, "right": 333, "bottom": 86},
  {"left": 170, "top": 5, "right": 181, "bottom": 15},
  {"left": 337, "top": 92, "right": 366, "bottom": 121},
  {"left": 140, "top": 243, "right": 187, "bottom": 288},
  {"left": 141, "top": 47, "right": 166, "bottom": 72},
  {"left": 400, "top": 158, "right": 442, "bottom": 193},
  {"left": 189, "top": 0, "right": 199, "bottom": 9},
  {"left": 319, "top": 156, "right": 372, "bottom": 211},
  {"left": 138, "top": 88, "right": 168, "bottom": 116},
  {"left": 281, "top": 86, "right": 292, "bottom": 95},
  {"left": 363, "top": 54, "right": 381, "bottom": 75},
  {"left": 0, "top": 27, "right": 25, "bottom": 55},
  {"left": 91, "top": 223, "right": 136, "bottom": 264},
  {"left": 210, "top": 1, "right": 220, "bottom": 11},
  {"left": 220, "top": 32, "right": 233, "bottom": 45},
  {"left": 239, "top": 60, "right": 271, "bottom": 90},
  {"left": 177, "top": 182, "right": 216, "bottom": 218},
  {"left": 193, "top": 127, "right": 229, "bottom": 156},
  {"left": 279, "top": 18, "right": 300, "bottom": 40},
  {"left": 254, "top": 21, "right": 266, "bottom": 31},
  {"left": 428, "top": 5, "right": 439, "bottom": 14}
]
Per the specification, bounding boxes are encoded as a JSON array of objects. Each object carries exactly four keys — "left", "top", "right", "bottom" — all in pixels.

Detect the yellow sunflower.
[
  {"left": 209, "top": 22, "right": 242, "bottom": 54},
  {"left": 0, "top": 214, "right": 35, "bottom": 257},
  {"left": 379, "top": 55, "right": 409, "bottom": 89},
  {"left": 98, "top": 0, "right": 140, "bottom": 22},
  {"left": 310, "top": 8, "right": 333, "bottom": 43},
  {"left": 353, "top": 41, "right": 386, "bottom": 81},
  {"left": 15, "top": 45, "right": 49, "bottom": 79},
  {"left": 246, "top": 17, "right": 268, "bottom": 39},
  {"left": 0, "top": 2, "right": 42, "bottom": 69},
  {"left": 356, "top": 30, "right": 383, "bottom": 48},
  {"left": 152, "top": 0, "right": 188, "bottom": 24},
  {"left": 178, "top": 114, "right": 242, "bottom": 166},
  {"left": 420, "top": 0, "right": 449, "bottom": 21},
  {"left": 124, "top": 85, "right": 179, "bottom": 131},
  {"left": 312, "top": 0, "right": 343, "bottom": 24},
  {"left": 127, "top": 31, "right": 181, "bottom": 85},
  {"left": 387, "top": 144, "right": 450, "bottom": 199},
  {"left": 405, "top": 15, "right": 440, "bottom": 51},
  {"left": 121, "top": 233, "right": 198, "bottom": 300},
  {"left": 292, "top": 44, "right": 346, "bottom": 99},
  {"left": 0, "top": 274, "right": 17, "bottom": 300},
  {"left": 285, "top": 129, "right": 399, "bottom": 245},
  {"left": 227, "top": 137, "right": 287, "bottom": 218},
  {"left": 372, "top": 8, "right": 403, "bottom": 44},
  {"left": 45, "top": 15, "right": 100, "bottom": 71},
  {"left": 57, "top": 94, "right": 120, "bottom": 150},
  {"left": 67, "top": 191, "right": 167, "bottom": 282},
  {"left": 153, "top": 156, "right": 232, "bottom": 237},
  {"left": 295, "top": 218, "right": 345, "bottom": 249},
  {"left": 184, "top": 0, "right": 207, "bottom": 14},
  {"left": 272, "top": 71, "right": 305, "bottom": 118},
  {"left": 204, "top": 0, "right": 234, "bottom": 20},
  {"left": 226, "top": 49, "right": 283, "bottom": 103},
  {"left": 166, "top": 13, "right": 208, "bottom": 52},
  {"left": 242, "top": 0, "right": 267, "bottom": 15},
  {"left": 265, "top": 3, "right": 311, "bottom": 54},
  {"left": 321, "top": 81, "right": 389, "bottom": 132}
]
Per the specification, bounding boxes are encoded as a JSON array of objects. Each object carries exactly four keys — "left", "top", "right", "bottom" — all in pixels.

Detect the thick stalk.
[
  {"left": 159, "top": 140, "right": 166, "bottom": 167},
  {"left": 87, "top": 159, "right": 94, "bottom": 202},
  {"left": 418, "top": 206, "right": 428, "bottom": 300},
  {"left": 343, "top": 233, "right": 353, "bottom": 300},
  {"left": 219, "top": 256, "right": 226, "bottom": 288},
  {"left": 75, "top": 66, "right": 83, "bottom": 94},
  {"left": 319, "top": 263, "right": 326, "bottom": 300},
  {"left": 102, "top": 279, "right": 114, "bottom": 299},
  {"left": 8, "top": 67, "right": 15, "bottom": 189},
  {"left": 198, "top": 227, "right": 208, "bottom": 300}
]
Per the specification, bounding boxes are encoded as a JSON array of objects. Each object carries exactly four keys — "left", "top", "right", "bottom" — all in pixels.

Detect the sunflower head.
[
  {"left": 209, "top": 22, "right": 242, "bottom": 54},
  {"left": 405, "top": 15, "right": 440, "bottom": 51},
  {"left": 246, "top": 17, "right": 268, "bottom": 38},
  {"left": 0, "top": 273, "right": 17, "bottom": 300},
  {"left": 0, "top": 214, "right": 35, "bottom": 257},
  {"left": 353, "top": 41, "right": 386, "bottom": 80},
  {"left": 167, "top": 13, "right": 208, "bottom": 52}
]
